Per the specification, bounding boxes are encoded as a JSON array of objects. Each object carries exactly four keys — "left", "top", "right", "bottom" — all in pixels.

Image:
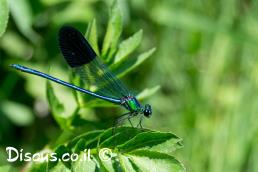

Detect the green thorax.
[{"left": 125, "top": 97, "right": 141, "bottom": 112}]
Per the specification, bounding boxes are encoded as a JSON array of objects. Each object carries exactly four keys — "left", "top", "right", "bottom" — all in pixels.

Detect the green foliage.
[
  {"left": 48, "top": 1, "right": 158, "bottom": 116},
  {"left": 27, "top": 127, "right": 184, "bottom": 172},
  {"left": 113, "top": 48, "right": 156, "bottom": 78},
  {"left": 46, "top": 81, "right": 68, "bottom": 130},
  {"left": 113, "top": 29, "right": 142, "bottom": 64},
  {"left": 101, "top": 1, "right": 122, "bottom": 61},
  {"left": 0, "top": 165, "right": 18, "bottom": 172},
  {"left": 8, "top": 0, "right": 40, "bottom": 43},
  {"left": 4, "top": 0, "right": 258, "bottom": 171},
  {"left": 85, "top": 19, "right": 100, "bottom": 56},
  {"left": 0, "top": 0, "right": 9, "bottom": 37},
  {"left": 0, "top": 101, "right": 34, "bottom": 126},
  {"left": 40, "top": 2, "right": 181, "bottom": 171}
]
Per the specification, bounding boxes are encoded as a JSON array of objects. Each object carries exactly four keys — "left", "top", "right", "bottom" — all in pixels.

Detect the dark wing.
[{"left": 58, "top": 26, "right": 131, "bottom": 99}]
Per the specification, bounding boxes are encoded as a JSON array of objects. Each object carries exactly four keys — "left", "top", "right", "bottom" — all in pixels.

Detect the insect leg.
[
  {"left": 137, "top": 115, "right": 144, "bottom": 129},
  {"left": 112, "top": 112, "right": 131, "bottom": 136}
]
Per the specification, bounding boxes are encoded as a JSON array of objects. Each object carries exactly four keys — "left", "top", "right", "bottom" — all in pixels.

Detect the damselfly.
[{"left": 11, "top": 26, "right": 152, "bottom": 129}]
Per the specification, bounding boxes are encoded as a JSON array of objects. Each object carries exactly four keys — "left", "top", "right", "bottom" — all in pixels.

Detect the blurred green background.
[{"left": 1, "top": 0, "right": 258, "bottom": 171}]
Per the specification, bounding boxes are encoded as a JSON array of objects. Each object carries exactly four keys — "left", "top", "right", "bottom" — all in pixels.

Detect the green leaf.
[
  {"left": 113, "top": 29, "right": 143, "bottom": 65},
  {"left": 0, "top": 0, "right": 9, "bottom": 37},
  {"left": 117, "top": 131, "right": 182, "bottom": 153},
  {"left": 71, "top": 154, "right": 98, "bottom": 172},
  {"left": 9, "top": 0, "right": 40, "bottom": 43},
  {"left": 101, "top": 1, "right": 122, "bottom": 61},
  {"left": 0, "top": 101, "right": 34, "bottom": 126},
  {"left": 46, "top": 81, "right": 67, "bottom": 130},
  {"left": 68, "top": 130, "right": 103, "bottom": 150},
  {"left": 136, "top": 85, "right": 161, "bottom": 101},
  {"left": 46, "top": 81, "right": 65, "bottom": 116},
  {"left": 0, "top": 165, "right": 18, "bottom": 172},
  {"left": 40, "top": 0, "right": 68, "bottom": 6},
  {"left": 127, "top": 150, "right": 185, "bottom": 172},
  {"left": 51, "top": 1, "right": 94, "bottom": 25},
  {"left": 113, "top": 47, "right": 156, "bottom": 78},
  {"left": 85, "top": 19, "right": 100, "bottom": 56},
  {"left": 0, "top": 31, "right": 33, "bottom": 58},
  {"left": 27, "top": 127, "right": 184, "bottom": 172},
  {"left": 99, "top": 127, "right": 146, "bottom": 148},
  {"left": 50, "top": 162, "right": 70, "bottom": 172}
]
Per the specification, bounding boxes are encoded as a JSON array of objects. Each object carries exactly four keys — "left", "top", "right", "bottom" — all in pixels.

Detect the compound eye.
[
  {"left": 143, "top": 104, "right": 152, "bottom": 117},
  {"left": 144, "top": 110, "right": 151, "bottom": 117}
]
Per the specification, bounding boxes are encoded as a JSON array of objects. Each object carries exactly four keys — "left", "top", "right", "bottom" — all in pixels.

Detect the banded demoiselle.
[{"left": 11, "top": 26, "right": 152, "bottom": 129}]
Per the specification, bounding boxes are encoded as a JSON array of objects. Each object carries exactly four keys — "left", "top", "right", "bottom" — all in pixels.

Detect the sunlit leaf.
[
  {"left": 136, "top": 85, "right": 160, "bottom": 101},
  {"left": 101, "top": 1, "right": 122, "bottom": 61},
  {"left": 0, "top": 165, "right": 18, "bottom": 172},
  {"left": 46, "top": 81, "right": 67, "bottom": 129},
  {"left": 8, "top": 0, "right": 40, "bottom": 43},
  {"left": 112, "top": 29, "right": 142, "bottom": 65},
  {"left": 51, "top": 1, "right": 94, "bottom": 25},
  {"left": 0, "top": 31, "right": 33, "bottom": 58},
  {"left": 85, "top": 19, "right": 100, "bottom": 56},
  {"left": 113, "top": 47, "right": 156, "bottom": 78},
  {"left": 40, "top": 0, "right": 69, "bottom": 6},
  {"left": 0, "top": 101, "right": 34, "bottom": 126},
  {"left": 127, "top": 150, "right": 184, "bottom": 172},
  {"left": 117, "top": 131, "right": 182, "bottom": 153},
  {"left": 71, "top": 154, "right": 97, "bottom": 171},
  {"left": 27, "top": 127, "right": 184, "bottom": 172},
  {"left": 0, "top": 0, "right": 9, "bottom": 37}
]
